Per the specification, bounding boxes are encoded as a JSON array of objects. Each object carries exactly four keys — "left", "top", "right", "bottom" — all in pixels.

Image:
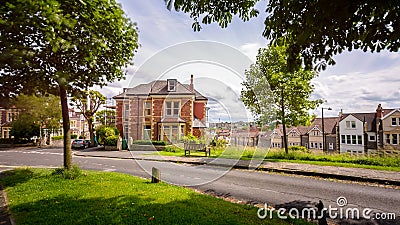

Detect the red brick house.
[{"left": 113, "top": 75, "right": 208, "bottom": 143}]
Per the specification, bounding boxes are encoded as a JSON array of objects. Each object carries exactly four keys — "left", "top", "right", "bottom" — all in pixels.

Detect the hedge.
[{"left": 133, "top": 140, "right": 166, "bottom": 146}]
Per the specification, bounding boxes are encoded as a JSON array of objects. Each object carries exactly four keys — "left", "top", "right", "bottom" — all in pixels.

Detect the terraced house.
[
  {"left": 0, "top": 105, "right": 18, "bottom": 139},
  {"left": 113, "top": 75, "right": 208, "bottom": 144}
]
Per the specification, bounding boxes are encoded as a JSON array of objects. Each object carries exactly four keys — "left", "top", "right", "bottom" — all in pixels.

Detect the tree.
[
  {"left": 11, "top": 94, "right": 62, "bottom": 145},
  {"left": 0, "top": 0, "right": 139, "bottom": 169},
  {"left": 96, "top": 109, "right": 116, "bottom": 127},
  {"left": 10, "top": 114, "right": 40, "bottom": 141},
  {"left": 241, "top": 46, "right": 322, "bottom": 153},
  {"left": 70, "top": 90, "right": 106, "bottom": 147},
  {"left": 165, "top": 0, "right": 400, "bottom": 71}
]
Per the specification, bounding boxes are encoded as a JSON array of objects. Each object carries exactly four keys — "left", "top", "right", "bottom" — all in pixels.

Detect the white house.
[{"left": 339, "top": 113, "right": 377, "bottom": 154}]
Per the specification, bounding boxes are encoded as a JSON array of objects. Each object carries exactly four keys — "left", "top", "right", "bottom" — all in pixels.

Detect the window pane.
[
  {"left": 173, "top": 108, "right": 179, "bottom": 116},
  {"left": 346, "top": 121, "right": 350, "bottom": 128},
  {"left": 386, "top": 134, "right": 391, "bottom": 144},
  {"left": 351, "top": 121, "right": 356, "bottom": 128},
  {"left": 346, "top": 135, "right": 351, "bottom": 144},
  {"left": 352, "top": 135, "right": 356, "bottom": 144},
  {"left": 392, "top": 134, "right": 398, "bottom": 145},
  {"left": 357, "top": 135, "right": 362, "bottom": 145},
  {"left": 341, "top": 135, "right": 345, "bottom": 144}
]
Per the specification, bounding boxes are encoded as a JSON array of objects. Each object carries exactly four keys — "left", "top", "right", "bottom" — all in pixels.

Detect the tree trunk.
[
  {"left": 281, "top": 88, "right": 288, "bottom": 154},
  {"left": 60, "top": 84, "right": 72, "bottom": 169},
  {"left": 88, "top": 117, "right": 94, "bottom": 147}
]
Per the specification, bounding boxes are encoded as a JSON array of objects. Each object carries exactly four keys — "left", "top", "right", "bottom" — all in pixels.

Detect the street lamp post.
[{"left": 322, "top": 107, "right": 332, "bottom": 153}]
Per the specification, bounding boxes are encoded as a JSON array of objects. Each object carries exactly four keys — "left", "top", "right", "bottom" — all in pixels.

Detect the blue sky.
[{"left": 100, "top": 1, "right": 400, "bottom": 122}]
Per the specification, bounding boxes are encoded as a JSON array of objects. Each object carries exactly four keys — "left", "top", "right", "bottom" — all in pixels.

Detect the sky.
[{"left": 98, "top": 1, "right": 400, "bottom": 122}]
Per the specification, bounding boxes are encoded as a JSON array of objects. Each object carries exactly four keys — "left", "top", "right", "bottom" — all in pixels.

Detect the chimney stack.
[
  {"left": 190, "top": 74, "right": 194, "bottom": 92},
  {"left": 376, "top": 104, "right": 383, "bottom": 118}
]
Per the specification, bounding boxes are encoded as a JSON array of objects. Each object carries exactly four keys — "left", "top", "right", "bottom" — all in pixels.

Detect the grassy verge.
[
  {"left": 0, "top": 168, "right": 311, "bottom": 225},
  {"left": 156, "top": 145, "right": 400, "bottom": 171}
]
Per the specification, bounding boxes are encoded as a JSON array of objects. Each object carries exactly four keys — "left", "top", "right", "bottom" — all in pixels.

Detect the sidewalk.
[{"left": 74, "top": 149, "right": 400, "bottom": 186}]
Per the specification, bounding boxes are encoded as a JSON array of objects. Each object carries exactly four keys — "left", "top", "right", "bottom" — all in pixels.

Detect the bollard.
[{"left": 151, "top": 167, "right": 161, "bottom": 183}]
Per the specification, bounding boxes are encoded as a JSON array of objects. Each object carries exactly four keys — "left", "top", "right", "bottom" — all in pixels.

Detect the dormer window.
[{"left": 167, "top": 79, "right": 177, "bottom": 92}]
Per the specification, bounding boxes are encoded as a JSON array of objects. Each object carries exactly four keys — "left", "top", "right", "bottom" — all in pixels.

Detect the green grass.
[
  {"left": 155, "top": 146, "right": 400, "bottom": 171},
  {"left": 0, "top": 168, "right": 311, "bottom": 225}
]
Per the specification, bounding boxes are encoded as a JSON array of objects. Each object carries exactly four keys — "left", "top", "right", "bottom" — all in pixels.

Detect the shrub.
[
  {"left": 181, "top": 134, "right": 198, "bottom": 143},
  {"left": 216, "top": 139, "right": 228, "bottom": 147},
  {"left": 51, "top": 135, "right": 63, "bottom": 140},
  {"left": 133, "top": 140, "right": 166, "bottom": 146},
  {"left": 96, "top": 125, "right": 119, "bottom": 145},
  {"left": 51, "top": 165, "right": 82, "bottom": 180},
  {"left": 164, "top": 145, "right": 183, "bottom": 152},
  {"left": 104, "top": 135, "right": 119, "bottom": 146},
  {"left": 71, "top": 134, "right": 78, "bottom": 139},
  {"left": 288, "top": 145, "right": 310, "bottom": 153}
]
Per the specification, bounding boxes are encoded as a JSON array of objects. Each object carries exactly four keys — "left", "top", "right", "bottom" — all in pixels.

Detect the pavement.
[{"left": 74, "top": 148, "right": 400, "bottom": 186}]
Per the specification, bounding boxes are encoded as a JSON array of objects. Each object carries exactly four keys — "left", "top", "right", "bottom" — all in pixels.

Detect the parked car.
[
  {"left": 71, "top": 139, "right": 88, "bottom": 149},
  {"left": 84, "top": 140, "right": 91, "bottom": 147}
]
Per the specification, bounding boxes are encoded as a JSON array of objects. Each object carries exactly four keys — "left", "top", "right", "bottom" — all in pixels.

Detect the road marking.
[{"left": 0, "top": 164, "right": 61, "bottom": 169}]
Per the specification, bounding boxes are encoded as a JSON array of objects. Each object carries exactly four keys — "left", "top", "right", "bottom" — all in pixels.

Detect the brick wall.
[
  {"left": 194, "top": 101, "right": 206, "bottom": 120},
  {"left": 115, "top": 101, "right": 123, "bottom": 136},
  {"left": 152, "top": 98, "right": 164, "bottom": 140},
  {"left": 180, "top": 98, "right": 193, "bottom": 135}
]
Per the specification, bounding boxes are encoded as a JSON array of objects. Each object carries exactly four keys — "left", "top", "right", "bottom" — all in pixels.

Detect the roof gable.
[{"left": 382, "top": 109, "right": 400, "bottom": 120}]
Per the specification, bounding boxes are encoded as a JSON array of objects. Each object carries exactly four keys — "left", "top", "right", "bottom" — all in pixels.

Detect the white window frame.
[
  {"left": 124, "top": 103, "right": 129, "bottom": 121},
  {"left": 341, "top": 135, "right": 346, "bottom": 144},
  {"left": 144, "top": 101, "right": 151, "bottom": 116},
  {"left": 369, "top": 135, "right": 376, "bottom": 142},
  {"left": 346, "top": 120, "right": 356, "bottom": 129},
  {"left": 329, "top": 142, "right": 334, "bottom": 150},
  {"left": 391, "top": 117, "right": 399, "bottom": 126},
  {"left": 392, "top": 134, "right": 398, "bottom": 145},
  {"left": 167, "top": 79, "right": 177, "bottom": 92},
  {"left": 165, "top": 101, "right": 180, "bottom": 117}
]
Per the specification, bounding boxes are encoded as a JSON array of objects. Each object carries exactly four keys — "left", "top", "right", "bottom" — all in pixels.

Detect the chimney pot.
[
  {"left": 190, "top": 74, "right": 194, "bottom": 92},
  {"left": 376, "top": 104, "right": 383, "bottom": 118}
]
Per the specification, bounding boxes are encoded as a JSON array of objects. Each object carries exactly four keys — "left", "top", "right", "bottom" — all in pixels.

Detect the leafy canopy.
[
  {"left": 11, "top": 94, "right": 61, "bottom": 139},
  {"left": 0, "top": 0, "right": 139, "bottom": 98},
  {"left": 241, "top": 46, "right": 322, "bottom": 127},
  {"left": 166, "top": 0, "right": 400, "bottom": 70}
]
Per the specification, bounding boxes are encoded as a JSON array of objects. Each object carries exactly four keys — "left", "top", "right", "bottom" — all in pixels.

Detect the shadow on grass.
[
  {"left": 0, "top": 168, "right": 35, "bottom": 188},
  {"left": 8, "top": 193, "right": 280, "bottom": 225}
]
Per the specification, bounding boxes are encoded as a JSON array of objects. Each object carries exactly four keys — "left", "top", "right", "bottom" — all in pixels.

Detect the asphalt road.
[{"left": 0, "top": 147, "right": 399, "bottom": 225}]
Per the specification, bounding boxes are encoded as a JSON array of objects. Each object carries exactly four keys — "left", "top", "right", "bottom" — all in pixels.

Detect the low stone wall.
[
  {"left": 50, "top": 140, "right": 64, "bottom": 148},
  {"left": 104, "top": 145, "right": 118, "bottom": 151}
]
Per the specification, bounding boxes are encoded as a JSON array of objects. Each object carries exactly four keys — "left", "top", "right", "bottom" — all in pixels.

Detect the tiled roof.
[
  {"left": 114, "top": 80, "right": 207, "bottom": 100},
  {"left": 270, "top": 117, "right": 340, "bottom": 137},
  {"left": 311, "top": 117, "right": 340, "bottom": 134},
  {"left": 160, "top": 117, "right": 186, "bottom": 123}
]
